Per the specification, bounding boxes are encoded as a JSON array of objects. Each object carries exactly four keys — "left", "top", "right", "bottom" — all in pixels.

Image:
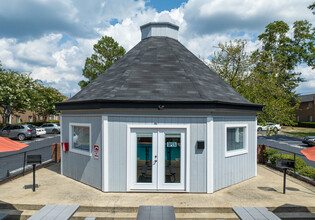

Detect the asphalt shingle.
[{"left": 57, "top": 37, "right": 262, "bottom": 110}]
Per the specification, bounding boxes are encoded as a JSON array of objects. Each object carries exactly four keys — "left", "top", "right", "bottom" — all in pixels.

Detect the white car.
[
  {"left": 257, "top": 122, "right": 281, "bottom": 132},
  {"left": 34, "top": 126, "right": 46, "bottom": 137}
]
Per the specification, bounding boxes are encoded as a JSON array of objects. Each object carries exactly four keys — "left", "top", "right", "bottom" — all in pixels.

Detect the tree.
[
  {"left": 308, "top": 2, "right": 315, "bottom": 14},
  {"left": 210, "top": 20, "right": 314, "bottom": 126},
  {"left": 0, "top": 70, "right": 37, "bottom": 127},
  {"left": 79, "top": 36, "right": 125, "bottom": 88},
  {"left": 30, "top": 83, "right": 67, "bottom": 122},
  {"left": 210, "top": 39, "right": 251, "bottom": 92}
]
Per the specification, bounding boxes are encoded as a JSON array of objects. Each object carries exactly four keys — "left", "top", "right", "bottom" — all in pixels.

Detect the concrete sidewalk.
[{"left": 0, "top": 164, "right": 314, "bottom": 208}]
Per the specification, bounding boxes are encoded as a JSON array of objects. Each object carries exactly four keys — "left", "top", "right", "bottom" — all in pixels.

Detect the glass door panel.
[
  {"left": 137, "top": 133, "right": 152, "bottom": 183},
  {"left": 164, "top": 134, "right": 181, "bottom": 183},
  {"left": 158, "top": 129, "right": 185, "bottom": 191}
]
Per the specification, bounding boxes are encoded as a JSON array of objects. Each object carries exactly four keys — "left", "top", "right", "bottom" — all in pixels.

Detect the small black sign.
[
  {"left": 197, "top": 141, "right": 205, "bottom": 150},
  {"left": 26, "top": 155, "right": 42, "bottom": 165},
  {"left": 276, "top": 159, "right": 295, "bottom": 169}
]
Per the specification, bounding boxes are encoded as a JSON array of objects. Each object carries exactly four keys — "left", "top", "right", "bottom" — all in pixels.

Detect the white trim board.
[
  {"left": 68, "top": 122, "right": 92, "bottom": 157},
  {"left": 206, "top": 117, "right": 214, "bottom": 193},
  {"left": 224, "top": 124, "right": 249, "bottom": 158},
  {"left": 60, "top": 115, "right": 63, "bottom": 175},
  {"left": 102, "top": 116, "right": 109, "bottom": 192}
]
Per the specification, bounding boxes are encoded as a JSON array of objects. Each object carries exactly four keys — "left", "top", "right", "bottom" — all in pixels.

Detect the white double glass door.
[{"left": 130, "top": 128, "right": 185, "bottom": 191}]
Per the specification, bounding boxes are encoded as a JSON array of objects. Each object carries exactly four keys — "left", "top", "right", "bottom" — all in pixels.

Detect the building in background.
[
  {"left": 0, "top": 110, "right": 60, "bottom": 124},
  {"left": 296, "top": 94, "right": 315, "bottom": 122}
]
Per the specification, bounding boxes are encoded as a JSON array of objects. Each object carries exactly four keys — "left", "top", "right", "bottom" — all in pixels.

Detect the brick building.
[
  {"left": 295, "top": 94, "right": 315, "bottom": 122},
  {"left": 0, "top": 110, "right": 60, "bottom": 124}
]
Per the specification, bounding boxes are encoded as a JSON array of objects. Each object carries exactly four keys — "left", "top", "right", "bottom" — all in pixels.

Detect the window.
[
  {"left": 28, "top": 116, "right": 32, "bottom": 122},
  {"left": 308, "top": 116, "right": 313, "bottom": 122},
  {"left": 39, "top": 116, "right": 43, "bottom": 121},
  {"left": 225, "top": 124, "right": 248, "bottom": 157},
  {"left": 54, "top": 115, "right": 58, "bottom": 120},
  {"left": 70, "top": 123, "right": 91, "bottom": 156},
  {"left": 16, "top": 116, "right": 20, "bottom": 123},
  {"left": 296, "top": 116, "right": 299, "bottom": 122},
  {"left": 308, "top": 102, "right": 313, "bottom": 109}
]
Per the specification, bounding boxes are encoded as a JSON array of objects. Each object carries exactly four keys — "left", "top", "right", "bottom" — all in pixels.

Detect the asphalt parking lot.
[
  {"left": 258, "top": 132, "right": 315, "bottom": 168},
  {"left": 0, "top": 134, "right": 60, "bottom": 180}
]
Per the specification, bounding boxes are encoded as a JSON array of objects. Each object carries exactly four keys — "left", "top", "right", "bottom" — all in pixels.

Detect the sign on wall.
[{"left": 94, "top": 145, "right": 99, "bottom": 159}]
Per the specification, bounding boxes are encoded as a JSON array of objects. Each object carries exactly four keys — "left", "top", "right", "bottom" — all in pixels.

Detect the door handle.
[{"left": 152, "top": 155, "right": 157, "bottom": 165}]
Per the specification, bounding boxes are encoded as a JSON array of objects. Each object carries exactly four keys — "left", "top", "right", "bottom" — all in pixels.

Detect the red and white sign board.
[{"left": 94, "top": 145, "right": 99, "bottom": 159}]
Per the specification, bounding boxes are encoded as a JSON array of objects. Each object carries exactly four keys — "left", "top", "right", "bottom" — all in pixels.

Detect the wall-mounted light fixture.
[{"left": 158, "top": 105, "right": 165, "bottom": 110}]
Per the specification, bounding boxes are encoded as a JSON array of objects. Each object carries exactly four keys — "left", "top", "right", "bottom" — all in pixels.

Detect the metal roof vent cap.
[{"left": 140, "top": 22, "right": 179, "bottom": 40}]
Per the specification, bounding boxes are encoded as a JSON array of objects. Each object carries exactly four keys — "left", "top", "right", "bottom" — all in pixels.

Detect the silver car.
[
  {"left": 0, "top": 124, "right": 36, "bottom": 140},
  {"left": 40, "top": 123, "right": 60, "bottom": 134}
]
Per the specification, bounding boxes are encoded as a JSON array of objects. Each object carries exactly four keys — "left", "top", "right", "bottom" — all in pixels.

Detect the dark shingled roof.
[{"left": 56, "top": 37, "right": 263, "bottom": 111}]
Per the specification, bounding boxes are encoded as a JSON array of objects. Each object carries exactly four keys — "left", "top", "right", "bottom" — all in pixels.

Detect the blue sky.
[
  {"left": 0, "top": 0, "right": 314, "bottom": 97},
  {"left": 146, "top": 0, "right": 187, "bottom": 12}
]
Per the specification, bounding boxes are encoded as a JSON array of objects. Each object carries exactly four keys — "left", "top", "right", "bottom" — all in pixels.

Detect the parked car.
[
  {"left": 33, "top": 126, "right": 46, "bottom": 137},
  {"left": 0, "top": 124, "right": 36, "bottom": 140},
  {"left": 257, "top": 122, "right": 281, "bottom": 132},
  {"left": 302, "top": 136, "right": 315, "bottom": 147},
  {"left": 40, "top": 123, "right": 60, "bottom": 134}
]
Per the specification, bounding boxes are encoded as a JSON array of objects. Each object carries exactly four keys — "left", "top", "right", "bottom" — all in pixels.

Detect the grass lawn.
[{"left": 281, "top": 126, "right": 315, "bottom": 137}]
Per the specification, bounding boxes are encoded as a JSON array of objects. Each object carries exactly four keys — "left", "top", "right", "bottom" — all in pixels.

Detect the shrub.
[
  {"left": 263, "top": 149, "right": 280, "bottom": 159},
  {"left": 47, "top": 120, "right": 59, "bottom": 124},
  {"left": 270, "top": 154, "right": 307, "bottom": 171},
  {"left": 298, "top": 166, "right": 315, "bottom": 180},
  {"left": 297, "top": 122, "right": 315, "bottom": 128},
  {"left": 17, "top": 122, "right": 43, "bottom": 126}
]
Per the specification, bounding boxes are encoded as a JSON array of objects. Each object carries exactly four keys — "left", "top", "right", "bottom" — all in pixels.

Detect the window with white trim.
[
  {"left": 225, "top": 124, "right": 248, "bottom": 157},
  {"left": 70, "top": 124, "right": 91, "bottom": 155}
]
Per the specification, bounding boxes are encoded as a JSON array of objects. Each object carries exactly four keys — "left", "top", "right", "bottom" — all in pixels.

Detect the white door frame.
[{"left": 127, "top": 124, "right": 190, "bottom": 192}]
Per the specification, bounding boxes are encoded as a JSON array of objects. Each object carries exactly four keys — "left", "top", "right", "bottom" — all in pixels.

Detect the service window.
[
  {"left": 70, "top": 123, "right": 91, "bottom": 156},
  {"left": 225, "top": 124, "right": 248, "bottom": 157}
]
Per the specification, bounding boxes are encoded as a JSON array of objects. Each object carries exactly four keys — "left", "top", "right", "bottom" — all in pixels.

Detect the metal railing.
[
  {"left": 266, "top": 145, "right": 313, "bottom": 174},
  {"left": 0, "top": 144, "right": 59, "bottom": 182}
]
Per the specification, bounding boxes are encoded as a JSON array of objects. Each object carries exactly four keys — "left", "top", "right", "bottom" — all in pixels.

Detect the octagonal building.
[{"left": 56, "top": 22, "right": 263, "bottom": 193}]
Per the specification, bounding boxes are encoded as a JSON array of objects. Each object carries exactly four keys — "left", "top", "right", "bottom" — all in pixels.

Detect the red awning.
[
  {"left": 0, "top": 137, "right": 29, "bottom": 152},
  {"left": 300, "top": 147, "right": 315, "bottom": 162}
]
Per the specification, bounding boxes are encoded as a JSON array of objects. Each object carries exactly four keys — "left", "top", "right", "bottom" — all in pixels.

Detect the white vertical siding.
[
  {"left": 61, "top": 116, "right": 102, "bottom": 190},
  {"left": 212, "top": 116, "right": 256, "bottom": 191},
  {"left": 108, "top": 116, "right": 207, "bottom": 192}
]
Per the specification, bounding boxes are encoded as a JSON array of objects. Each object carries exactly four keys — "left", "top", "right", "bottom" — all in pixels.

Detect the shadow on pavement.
[
  {"left": 0, "top": 200, "right": 23, "bottom": 219},
  {"left": 273, "top": 204, "right": 315, "bottom": 219},
  {"left": 258, "top": 186, "right": 277, "bottom": 192},
  {"left": 45, "top": 163, "right": 61, "bottom": 174}
]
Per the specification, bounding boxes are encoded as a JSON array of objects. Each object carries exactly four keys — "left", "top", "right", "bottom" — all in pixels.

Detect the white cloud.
[
  {"left": 0, "top": 0, "right": 314, "bottom": 96},
  {"left": 295, "top": 65, "right": 315, "bottom": 95}
]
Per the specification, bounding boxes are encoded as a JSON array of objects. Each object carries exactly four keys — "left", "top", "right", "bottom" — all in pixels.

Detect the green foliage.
[
  {"left": 299, "top": 166, "right": 315, "bottom": 179},
  {"left": 308, "top": 2, "right": 315, "bottom": 14},
  {"left": 263, "top": 149, "right": 280, "bottom": 159},
  {"left": 0, "top": 60, "right": 66, "bottom": 127},
  {"left": 18, "top": 121, "right": 44, "bottom": 126},
  {"left": 210, "top": 19, "right": 314, "bottom": 126},
  {"left": 283, "top": 131, "right": 315, "bottom": 138},
  {"left": 210, "top": 39, "right": 251, "bottom": 92},
  {"left": 79, "top": 36, "right": 125, "bottom": 88},
  {"left": 30, "top": 83, "right": 66, "bottom": 122},
  {"left": 270, "top": 154, "right": 307, "bottom": 171},
  {"left": 297, "top": 122, "right": 315, "bottom": 128},
  {"left": 0, "top": 69, "right": 37, "bottom": 126},
  {"left": 46, "top": 120, "right": 60, "bottom": 124}
]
